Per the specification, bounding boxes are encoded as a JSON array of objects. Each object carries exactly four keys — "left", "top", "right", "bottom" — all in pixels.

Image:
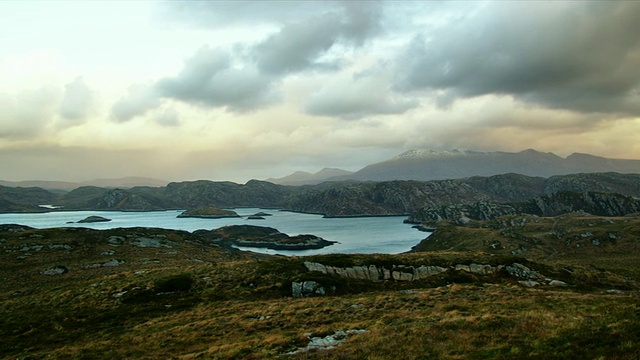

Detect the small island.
[
  {"left": 177, "top": 206, "right": 240, "bottom": 219},
  {"left": 253, "top": 212, "right": 272, "bottom": 217},
  {"left": 77, "top": 215, "right": 112, "bottom": 223},
  {"left": 195, "top": 225, "right": 336, "bottom": 250}
]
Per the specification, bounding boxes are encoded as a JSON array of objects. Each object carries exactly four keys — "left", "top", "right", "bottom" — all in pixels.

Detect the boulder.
[
  {"left": 41, "top": 265, "right": 69, "bottom": 275},
  {"left": 292, "top": 280, "right": 326, "bottom": 298}
]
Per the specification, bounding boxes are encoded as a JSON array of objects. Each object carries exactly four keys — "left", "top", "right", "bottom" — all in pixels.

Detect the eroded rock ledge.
[{"left": 303, "top": 261, "right": 565, "bottom": 286}]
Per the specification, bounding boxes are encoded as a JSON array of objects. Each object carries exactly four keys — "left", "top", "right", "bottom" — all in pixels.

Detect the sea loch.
[{"left": 0, "top": 208, "right": 428, "bottom": 256}]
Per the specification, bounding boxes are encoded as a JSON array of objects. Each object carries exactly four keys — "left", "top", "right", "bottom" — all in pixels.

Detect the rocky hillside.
[
  {"left": 412, "top": 213, "right": 640, "bottom": 278},
  {"left": 407, "top": 190, "right": 640, "bottom": 225},
  {"left": 2, "top": 173, "right": 640, "bottom": 219},
  {"left": 162, "top": 179, "right": 293, "bottom": 208},
  {"left": 282, "top": 173, "right": 640, "bottom": 217},
  {"left": 0, "top": 185, "right": 59, "bottom": 212},
  {"left": 281, "top": 180, "right": 493, "bottom": 216}
]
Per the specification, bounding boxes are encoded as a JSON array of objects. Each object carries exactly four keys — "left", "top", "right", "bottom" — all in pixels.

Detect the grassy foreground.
[{"left": 1, "top": 221, "right": 639, "bottom": 359}]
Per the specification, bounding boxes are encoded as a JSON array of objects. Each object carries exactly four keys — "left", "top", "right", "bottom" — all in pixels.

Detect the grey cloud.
[
  {"left": 395, "top": 2, "right": 640, "bottom": 116},
  {"left": 110, "top": 84, "right": 160, "bottom": 122},
  {"left": 151, "top": 2, "right": 383, "bottom": 113},
  {"left": 157, "top": 46, "right": 279, "bottom": 112},
  {"left": 304, "top": 71, "right": 418, "bottom": 119},
  {"left": 252, "top": 3, "right": 382, "bottom": 75},
  {"left": 252, "top": 13, "right": 343, "bottom": 75},
  {"left": 58, "top": 77, "right": 94, "bottom": 126}
]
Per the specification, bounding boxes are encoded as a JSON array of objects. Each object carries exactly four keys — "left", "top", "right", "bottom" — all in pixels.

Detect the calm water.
[{"left": 0, "top": 208, "right": 430, "bottom": 256}]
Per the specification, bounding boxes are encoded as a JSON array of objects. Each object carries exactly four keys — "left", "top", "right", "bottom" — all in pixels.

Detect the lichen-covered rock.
[
  {"left": 506, "top": 263, "right": 541, "bottom": 280},
  {"left": 292, "top": 280, "right": 326, "bottom": 298},
  {"left": 83, "top": 259, "right": 124, "bottom": 269},
  {"left": 455, "top": 263, "right": 502, "bottom": 275},
  {"left": 41, "top": 265, "right": 69, "bottom": 275}
]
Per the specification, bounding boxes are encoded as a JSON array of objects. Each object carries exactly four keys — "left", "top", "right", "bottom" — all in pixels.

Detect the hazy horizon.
[{"left": 2, "top": 1, "right": 640, "bottom": 183}]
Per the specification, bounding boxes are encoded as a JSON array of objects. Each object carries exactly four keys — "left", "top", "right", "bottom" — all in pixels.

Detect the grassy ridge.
[{"left": 1, "top": 220, "right": 639, "bottom": 359}]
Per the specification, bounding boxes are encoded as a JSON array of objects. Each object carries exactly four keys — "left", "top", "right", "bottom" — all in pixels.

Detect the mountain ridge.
[
  {"left": 0, "top": 176, "right": 170, "bottom": 192},
  {"left": 331, "top": 149, "right": 640, "bottom": 182},
  {"left": 266, "top": 167, "right": 353, "bottom": 185}
]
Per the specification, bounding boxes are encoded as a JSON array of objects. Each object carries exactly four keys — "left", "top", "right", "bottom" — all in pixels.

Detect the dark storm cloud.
[
  {"left": 58, "top": 77, "right": 94, "bottom": 126},
  {"left": 395, "top": 2, "right": 640, "bottom": 116},
  {"left": 156, "top": 46, "right": 279, "bottom": 112}
]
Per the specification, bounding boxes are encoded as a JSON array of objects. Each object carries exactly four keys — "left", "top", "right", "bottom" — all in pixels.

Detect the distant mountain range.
[
  {"left": 266, "top": 168, "right": 354, "bottom": 186},
  {"left": 268, "top": 149, "right": 640, "bottom": 184},
  {"left": 3, "top": 172, "right": 640, "bottom": 218},
  {"left": 0, "top": 177, "right": 169, "bottom": 192}
]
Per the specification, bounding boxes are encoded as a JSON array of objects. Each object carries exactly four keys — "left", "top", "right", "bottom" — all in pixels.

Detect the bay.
[{"left": 0, "top": 208, "right": 429, "bottom": 256}]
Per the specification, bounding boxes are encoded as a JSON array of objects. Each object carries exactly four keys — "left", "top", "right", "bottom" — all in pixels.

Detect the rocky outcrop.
[
  {"left": 406, "top": 202, "right": 518, "bottom": 225},
  {"left": 287, "top": 329, "right": 367, "bottom": 354},
  {"left": 464, "top": 173, "right": 547, "bottom": 203},
  {"left": 304, "top": 261, "right": 449, "bottom": 281},
  {"left": 291, "top": 280, "right": 328, "bottom": 298},
  {"left": 41, "top": 265, "right": 69, "bottom": 275},
  {"left": 304, "top": 261, "right": 569, "bottom": 288},
  {"left": 518, "top": 191, "right": 640, "bottom": 217},
  {"left": 83, "top": 259, "right": 124, "bottom": 269}
]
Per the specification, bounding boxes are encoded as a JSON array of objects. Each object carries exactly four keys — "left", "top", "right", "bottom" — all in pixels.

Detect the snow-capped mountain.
[{"left": 343, "top": 149, "right": 640, "bottom": 182}]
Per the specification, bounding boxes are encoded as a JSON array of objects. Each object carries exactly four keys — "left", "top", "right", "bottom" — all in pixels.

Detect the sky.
[{"left": 1, "top": 1, "right": 640, "bottom": 183}]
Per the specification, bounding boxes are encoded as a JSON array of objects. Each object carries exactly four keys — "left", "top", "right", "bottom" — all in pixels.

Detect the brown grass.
[{"left": 1, "top": 224, "right": 639, "bottom": 359}]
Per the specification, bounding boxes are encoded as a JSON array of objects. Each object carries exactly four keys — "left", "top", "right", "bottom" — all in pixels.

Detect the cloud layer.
[
  {"left": 395, "top": 2, "right": 640, "bottom": 115},
  {"left": 2, "top": 1, "right": 640, "bottom": 182}
]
